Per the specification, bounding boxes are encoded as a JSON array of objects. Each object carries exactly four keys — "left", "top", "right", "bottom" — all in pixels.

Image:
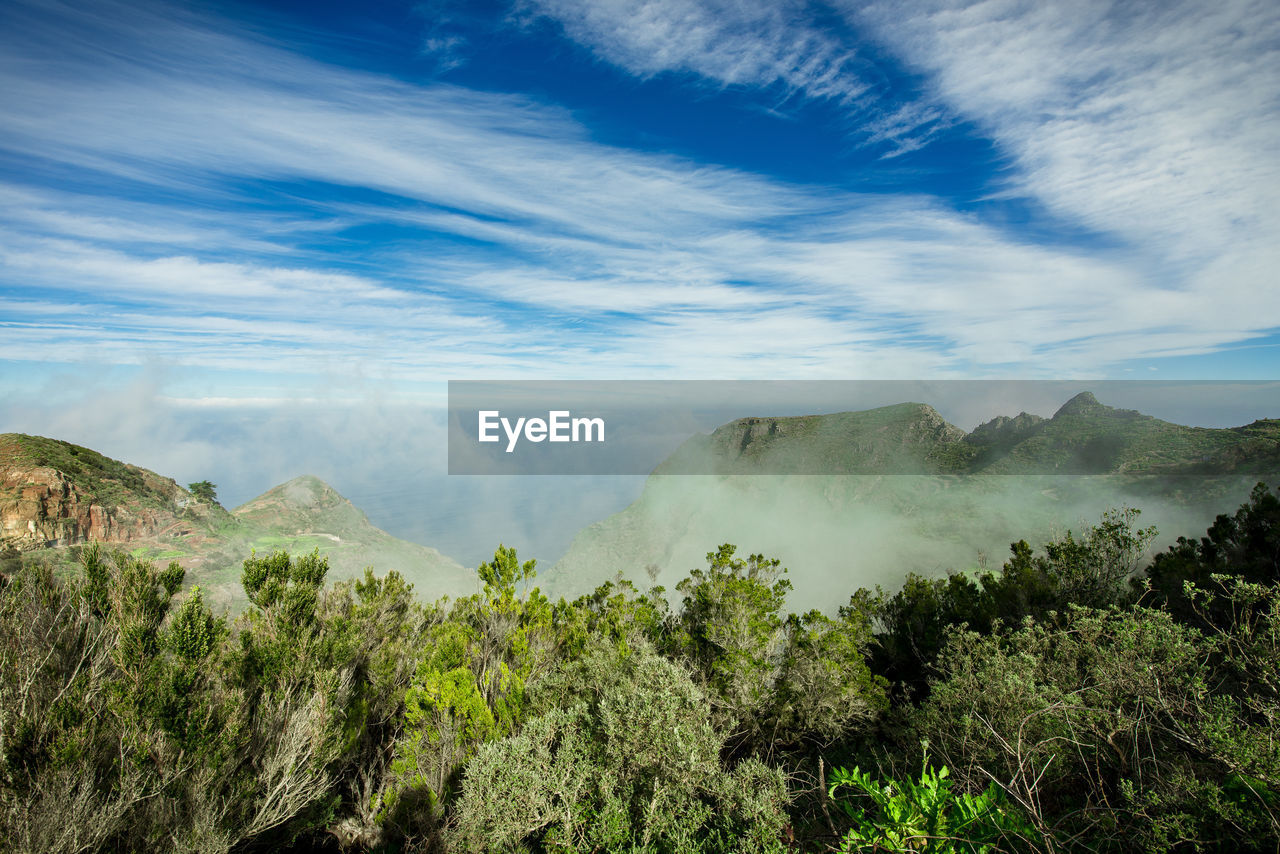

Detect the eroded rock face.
[
  {"left": 1, "top": 465, "right": 81, "bottom": 548},
  {"left": 0, "top": 462, "right": 183, "bottom": 550}
]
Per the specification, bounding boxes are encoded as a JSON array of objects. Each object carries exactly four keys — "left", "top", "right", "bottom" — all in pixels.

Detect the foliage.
[
  {"left": 913, "top": 601, "right": 1278, "bottom": 852},
  {"left": 188, "top": 480, "right": 219, "bottom": 504},
  {"left": 450, "top": 639, "right": 789, "bottom": 853},
  {"left": 868, "top": 508, "right": 1155, "bottom": 698},
  {"left": 373, "top": 545, "right": 559, "bottom": 844},
  {"left": 3, "top": 486, "right": 1280, "bottom": 853},
  {"left": 772, "top": 607, "right": 888, "bottom": 753},
  {"left": 670, "top": 544, "right": 883, "bottom": 755},
  {"left": 1142, "top": 482, "right": 1280, "bottom": 626},
  {"left": 0, "top": 545, "right": 247, "bottom": 852},
  {"left": 828, "top": 754, "right": 1039, "bottom": 853},
  {"left": 558, "top": 576, "right": 669, "bottom": 657},
  {"left": 672, "top": 545, "right": 790, "bottom": 744},
  {"left": 1184, "top": 576, "right": 1280, "bottom": 818}
]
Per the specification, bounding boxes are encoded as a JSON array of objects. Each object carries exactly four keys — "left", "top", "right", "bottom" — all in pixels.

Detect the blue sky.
[
  {"left": 2, "top": 0, "right": 1269, "bottom": 404},
  {"left": 2, "top": 0, "right": 1279, "bottom": 404}
]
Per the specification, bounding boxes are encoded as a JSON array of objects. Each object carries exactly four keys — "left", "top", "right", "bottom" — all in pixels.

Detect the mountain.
[
  {"left": 654, "top": 402, "right": 968, "bottom": 474},
  {"left": 0, "top": 434, "right": 474, "bottom": 610},
  {"left": 221, "top": 475, "right": 476, "bottom": 606},
  {"left": 969, "top": 392, "right": 1280, "bottom": 475},
  {"left": 545, "top": 393, "right": 1280, "bottom": 609},
  {"left": 651, "top": 393, "right": 1280, "bottom": 476}
]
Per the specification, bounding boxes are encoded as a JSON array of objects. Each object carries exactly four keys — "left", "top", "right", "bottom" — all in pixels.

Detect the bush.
[
  {"left": 913, "top": 602, "right": 1278, "bottom": 852},
  {"left": 868, "top": 508, "right": 1155, "bottom": 699},
  {"left": 1143, "top": 482, "right": 1280, "bottom": 627},
  {"left": 449, "top": 639, "right": 789, "bottom": 853},
  {"left": 672, "top": 545, "right": 884, "bottom": 756}
]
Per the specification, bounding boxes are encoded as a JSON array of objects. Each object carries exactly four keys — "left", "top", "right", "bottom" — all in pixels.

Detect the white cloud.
[
  {"left": 846, "top": 0, "right": 1280, "bottom": 270},
  {"left": 1, "top": 0, "right": 1277, "bottom": 393},
  {"left": 524, "top": 0, "right": 866, "bottom": 102}
]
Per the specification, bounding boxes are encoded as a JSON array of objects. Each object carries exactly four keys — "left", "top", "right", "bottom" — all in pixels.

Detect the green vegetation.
[
  {"left": 828, "top": 755, "right": 1039, "bottom": 853},
  {"left": 551, "top": 392, "right": 1280, "bottom": 604},
  {"left": 2, "top": 483, "right": 1280, "bottom": 852},
  {"left": 651, "top": 394, "right": 1280, "bottom": 477},
  {"left": 0, "top": 442, "right": 475, "bottom": 613},
  {"left": 188, "top": 480, "right": 219, "bottom": 504}
]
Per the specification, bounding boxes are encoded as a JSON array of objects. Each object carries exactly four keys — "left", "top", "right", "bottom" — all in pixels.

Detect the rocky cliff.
[
  {"left": 0, "top": 434, "right": 189, "bottom": 550},
  {"left": 655, "top": 402, "right": 970, "bottom": 474}
]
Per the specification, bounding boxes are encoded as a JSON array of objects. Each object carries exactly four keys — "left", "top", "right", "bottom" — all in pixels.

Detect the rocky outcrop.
[
  {"left": 0, "top": 440, "right": 187, "bottom": 551},
  {"left": 0, "top": 435, "right": 474, "bottom": 609}
]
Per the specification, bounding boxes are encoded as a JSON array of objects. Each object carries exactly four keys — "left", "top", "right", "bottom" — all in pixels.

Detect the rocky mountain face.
[
  {"left": 968, "top": 392, "right": 1280, "bottom": 475},
  {"left": 965, "top": 411, "right": 1045, "bottom": 446},
  {"left": 0, "top": 434, "right": 191, "bottom": 550},
  {"left": 651, "top": 392, "right": 1280, "bottom": 476},
  {"left": 545, "top": 393, "right": 1280, "bottom": 607}
]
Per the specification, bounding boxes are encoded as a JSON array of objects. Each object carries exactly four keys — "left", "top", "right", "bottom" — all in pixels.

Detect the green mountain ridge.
[
  {"left": 656, "top": 402, "right": 968, "bottom": 475},
  {"left": 655, "top": 392, "right": 1280, "bottom": 475}
]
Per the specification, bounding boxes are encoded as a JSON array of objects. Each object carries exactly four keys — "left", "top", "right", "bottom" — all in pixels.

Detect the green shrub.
[
  {"left": 914, "top": 602, "right": 1278, "bottom": 852},
  {"left": 828, "top": 753, "right": 1039, "bottom": 853},
  {"left": 449, "top": 639, "right": 789, "bottom": 853}
]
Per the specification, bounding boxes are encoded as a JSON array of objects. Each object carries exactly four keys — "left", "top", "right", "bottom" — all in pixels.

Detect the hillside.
[
  {"left": 0, "top": 435, "right": 474, "bottom": 609},
  {"left": 970, "top": 392, "right": 1280, "bottom": 474},
  {"left": 546, "top": 393, "right": 1280, "bottom": 608},
  {"left": 655, "top": 402, "right": 969, "bottom": 474},
  {"left": 0, "top": 433, "right": 211, "bottom": 549},
  {"left": 220, "top": 475, "right": 476, "bottom": 606}
]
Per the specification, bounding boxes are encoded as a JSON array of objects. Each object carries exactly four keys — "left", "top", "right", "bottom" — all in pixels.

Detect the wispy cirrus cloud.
[
  {"left": 847, "top": 0, "right": 1280, "bottom": 262},
  {"left": 522, "top": 0, "right": 1280, "bottom": 363},
  {"left": 521, "top": 0, "right": 956, "bottom": 152},
  {"left": 531, "top": 0, "right": 1280, "bottom": 264},
  {"left": 523, "top": 0, "right": 866, "bottom": 102}
]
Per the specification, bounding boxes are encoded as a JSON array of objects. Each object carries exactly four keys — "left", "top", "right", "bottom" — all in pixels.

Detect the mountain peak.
[
  {"left": 275, "top": 475, "right": 341, "bottom": 509},
  {"left": 967, "top": 411, "right": 1045, "bottom": 445},
  {"left": 236, "top": 475, "right": 350, "bottom": 515},
  {"left": 1053, "top": 391, "right": 1105, "bottom": 418}
]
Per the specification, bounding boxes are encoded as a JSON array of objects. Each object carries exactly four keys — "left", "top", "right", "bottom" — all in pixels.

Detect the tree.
[
  {"left": 1142, "top": 482, "right": 1280, "bottom": 627},
  {"left": 913, "top": 603, "right": 1278, "bottom": 852},
  {"left": 671, "top": 545, "right": 792, "bottom": 749},
  {"left": 187, "top": 480, "right": 218, "bottom": 504},
  {"left": 866, "top": 508, "right": 1156, "bottom": 700},
  {"left": 374, "top": 545, "right": 558, "bottom": 843}
]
